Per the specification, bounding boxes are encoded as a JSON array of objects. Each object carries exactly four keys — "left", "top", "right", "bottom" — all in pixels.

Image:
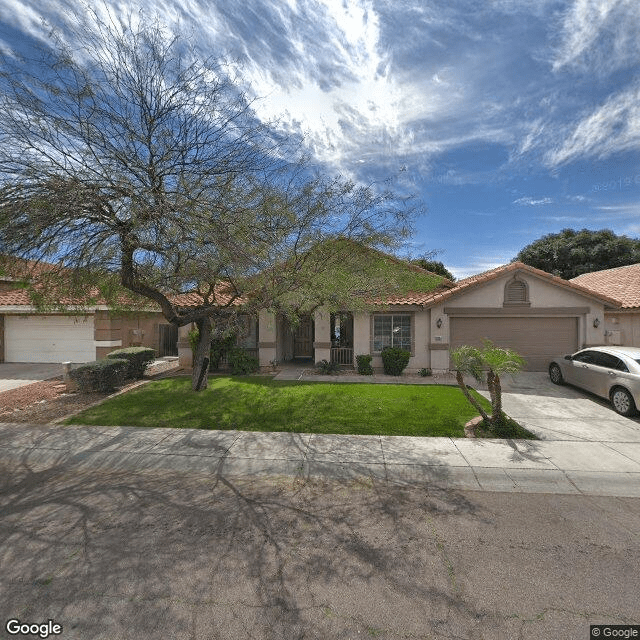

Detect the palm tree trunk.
[
  {"left": 455, "top": 370, "right": 490, "bottom": 423},
  {"left": 487, "top": 370, "right": 504, "bottom": 425}
]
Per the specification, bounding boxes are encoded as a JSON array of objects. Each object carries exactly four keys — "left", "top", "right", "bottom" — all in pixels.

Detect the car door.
[
  {"left": 567, "top": 350, "right": 601, "bottom": 394},
  {"left": 583, "top": 352, "right": 626, "bottom": 399}
]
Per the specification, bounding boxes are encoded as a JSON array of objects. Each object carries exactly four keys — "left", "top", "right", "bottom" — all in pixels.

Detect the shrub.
[
  {"left": 69, "top": 358, "right": 128, "bottom": 393},
  {"left": 419, "top": 367, "right": 432, "bottom": 377},
  {"left": 210, "top": 333, "right": 238, "bottom": 370},
  {"left": 381, "top": 347, "right": 410, "bottom": 376},
  {"left": 106, "top": 346, "right": 155, "bottom": 379},
  {"left": 188, "top": 327, "right": 237, "bottom": 370},
  {"left": 226, "top": 347, "right": 259, "bottom": 375},
  {"left": 316, "top": 359, "right": 339, "bottom": 374},
  {"left": 188, "top": 328, "right": 199, "bottom": 354},
  {"left": 356, "top": 354, "right": 373, "bottom": 375}
]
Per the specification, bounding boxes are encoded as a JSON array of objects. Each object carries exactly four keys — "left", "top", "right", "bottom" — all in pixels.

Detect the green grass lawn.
[{"left": 65, "top": 376, "right": 503, "bottom": 437}]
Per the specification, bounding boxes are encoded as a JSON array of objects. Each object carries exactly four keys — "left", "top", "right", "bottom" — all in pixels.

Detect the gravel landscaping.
[
  {"left": 0, "top": 359, "right": 180, "bottom": 424},
  {"left": 0, "top": 377, "right": 144, "bottom": 424}
]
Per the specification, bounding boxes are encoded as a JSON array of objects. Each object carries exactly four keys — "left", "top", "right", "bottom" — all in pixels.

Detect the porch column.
[
  {"left": 258, "top": 310, "right": 277, "bottom": 369},
  {"left": 313, "top": 309, "right": 331, "bottom": 364},
  {"left": 177, "top": 323, "right": 193, "bottom": 370}
]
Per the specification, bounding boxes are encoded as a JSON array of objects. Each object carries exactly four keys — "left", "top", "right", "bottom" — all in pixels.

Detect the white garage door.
[
  {"left": 450, "top": 316, "right": 579, "bottom": 371},
  {"left": 5, "top": 315, "right": 95, "bottom": 363}
]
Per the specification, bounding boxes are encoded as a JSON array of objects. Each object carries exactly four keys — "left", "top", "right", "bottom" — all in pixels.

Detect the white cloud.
[
  {"left": 552, "top": 0, "right": 640, "bottom": 74},
  {"left": 595, "top": 202, "right": 640, "bottom": 217},
  {"left": 513, "top": 196, "right": 553, "bottom": 206},
  {"left": 546, "top": 84, "right": 640, "bottom": 166}
]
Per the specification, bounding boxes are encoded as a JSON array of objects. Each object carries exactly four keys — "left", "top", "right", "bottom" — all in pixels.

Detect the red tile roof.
[
  {"left": 0, "top": 288, "right": 32, "bottom": 306},
  {"left": 571, "top": 263, "right": 640, "bottom": 309},
  {"left": 171, "top": 283, "right": 245, "bottom": 308},
  {"left": 415, "top": 261, "right": 622, "bottom": 308}
]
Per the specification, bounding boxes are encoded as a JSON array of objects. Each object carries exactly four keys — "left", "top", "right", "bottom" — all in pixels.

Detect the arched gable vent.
[{"left": 504, "top": 275, "right": 530, "bottom": 306}]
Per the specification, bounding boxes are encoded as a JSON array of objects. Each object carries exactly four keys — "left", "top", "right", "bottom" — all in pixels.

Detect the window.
[
  {"left": 573, "top": 350, "right": 598, "bottom": 364},
  {"left": 373, "top": 314, "right": 411, "bottom": 352},
  {"left": 590, "top": 352, "right": 628, "bottom": 372}
]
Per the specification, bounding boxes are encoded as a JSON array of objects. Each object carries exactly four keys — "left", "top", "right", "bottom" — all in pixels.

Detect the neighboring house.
[
  {"left": 0, "top": 268, "right": 177, "bottom": 363},
  {"left": 176, "top": 260, "right": 620, "bottom": 372},
  {"left": 571, "top": 263, "right": 640, "bottom": 348}
]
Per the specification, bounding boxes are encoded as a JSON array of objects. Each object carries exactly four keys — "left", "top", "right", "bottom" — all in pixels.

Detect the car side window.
[
  {"left": 590, "top": 352, "right": 628, "bottom": 371},
  {"left": 572, "top": 351, "right": 598, "bottom": 364},
  {"left": 615, "top": 359, "right": 629, "bottom": 372}
]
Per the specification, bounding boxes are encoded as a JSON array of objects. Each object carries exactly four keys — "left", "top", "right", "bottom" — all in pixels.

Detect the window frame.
[{"left": 370, "top": 312, "right": 414, "bottom": 355}]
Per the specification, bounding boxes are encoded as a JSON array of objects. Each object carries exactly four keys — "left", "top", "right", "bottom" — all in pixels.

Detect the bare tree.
[{"left": 0, "top": 8, "right": 417, "bottom": 390}]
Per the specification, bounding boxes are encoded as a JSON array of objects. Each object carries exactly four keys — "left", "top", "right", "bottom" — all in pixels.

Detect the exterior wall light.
[
  {"left": 436, "top": 317, "right": 443, "bottom": 329},
  {"left": 593, "top": 318, "right": 600, "bottom": 328}
]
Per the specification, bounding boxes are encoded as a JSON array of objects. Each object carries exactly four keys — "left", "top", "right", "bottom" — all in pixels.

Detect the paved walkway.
[{"left": 1, "top": 421, "right": 639, "bottom": 497}]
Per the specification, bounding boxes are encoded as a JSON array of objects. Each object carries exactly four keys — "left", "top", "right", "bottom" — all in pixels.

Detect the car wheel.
[
  {"left": 549, "top": 363, "right": 564, "bottom": 385},
  {"left": 610, "top": 387, "right": 637, "bottom": 417}
]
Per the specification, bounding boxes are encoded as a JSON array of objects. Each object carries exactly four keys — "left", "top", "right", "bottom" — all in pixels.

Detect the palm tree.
[{"left": 451, "top": 340, "right": 525, "bottom": 426}]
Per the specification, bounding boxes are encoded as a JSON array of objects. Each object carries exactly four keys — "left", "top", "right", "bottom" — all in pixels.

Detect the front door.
[{"left": 293, "top": 316, "right": 314, "bottom": 359}]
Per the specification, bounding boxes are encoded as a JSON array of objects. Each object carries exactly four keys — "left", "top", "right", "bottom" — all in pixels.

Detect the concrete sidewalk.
[{"left": 1, "top": 422, "right": 639, "bottom": 497}]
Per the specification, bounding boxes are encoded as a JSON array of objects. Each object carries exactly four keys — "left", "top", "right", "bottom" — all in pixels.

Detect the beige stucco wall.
[
  {"left": 313, "top": 309, "right": 331, "bottom": 363},
  {"left": 177, "top": 323, "right": 193, "bottom": 369},
  {"left": 258, "top": 310, "right": 278, "bottom": 367},
  {"left": 96, "top": 311, "right": 164, "bottom": 360},
  {"left": 604, "top": 311, "right": 640, "bottom": 347}
]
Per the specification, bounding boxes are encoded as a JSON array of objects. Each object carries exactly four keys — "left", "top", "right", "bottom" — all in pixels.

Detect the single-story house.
[
  {"left": 0, "top": 269, "right": 177, "bottom": 363},
  {"left": 173, "top": 260, "right": 620, "bottom": 372},
  {"left": 571, "top": 263, "right": 640, "bottom": 347}
]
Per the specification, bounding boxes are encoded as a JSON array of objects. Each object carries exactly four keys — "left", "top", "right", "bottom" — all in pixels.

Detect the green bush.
[
  {"left": 106, "top": 346, "right": 155, "bottom": 379},
  {"left": 211, "top": 334, "right": 238, "bottom": 370},
  {"left": 419, "top": 367, "right": 432, "bottom": 377},
  {"left": 356, "top": 354, "right": 373, "bottom": 375},
  {"left": 188, "top": 327, "right": 237, "bottom": 370},
  {"left": 226, "top": 347, "right": 259, "bottom": 375},
  {"left": 316, "top": 359, "right": 339, "bottom": 374},
  {"left": 381, "top": 347, "right": 411, "bottom": 376},
  {"left": 69, "top": 358, "right": 128, "bottom": 393}
]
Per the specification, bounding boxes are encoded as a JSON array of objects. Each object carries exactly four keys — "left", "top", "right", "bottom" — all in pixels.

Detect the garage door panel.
[
  {"left": 5, "top": 315, "right": 95, "bottom": 363},
  {"left": 450, "top": 317, "right": 579, "bottom": 371}
]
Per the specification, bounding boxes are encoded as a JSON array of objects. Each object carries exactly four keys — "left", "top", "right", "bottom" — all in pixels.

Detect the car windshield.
[{"left": 636, "top": 359, "right": 640, "bottom": 367}]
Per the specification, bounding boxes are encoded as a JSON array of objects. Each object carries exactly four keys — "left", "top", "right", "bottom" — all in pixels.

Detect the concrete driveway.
[
  {"left": 485, "top": 371, "right": 640, "bottom": 442},
  {"left": 0, "top": 363, "right": 63, "bottom": 392}
]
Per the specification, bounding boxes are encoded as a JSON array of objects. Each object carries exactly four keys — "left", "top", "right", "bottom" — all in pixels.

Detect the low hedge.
[
  {"left": 356, "top": 354, "right": 373, "bottom": 375},
  {"left": 226, "top": 347, "right": 260, "bottom": 375},
  {"left": 381, "top": 347, "right": 411, "bottom": 376},
  {"left": 106, "top": 347, "right": 155, "bottom": 379},
  {"left": 69, "top": 358, "right": 129, "bottom": 393}
]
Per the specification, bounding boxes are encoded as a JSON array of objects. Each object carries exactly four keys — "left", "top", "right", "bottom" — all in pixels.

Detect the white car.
[{"left": 548, "top": 346, "right": 640, "bottom": 417}]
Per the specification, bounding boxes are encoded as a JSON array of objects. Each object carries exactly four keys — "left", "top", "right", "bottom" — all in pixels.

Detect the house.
[
  {"left": 1, "top": 249, "right": 622, "bottom": 370},
  {"left": 176, "top": 260, "right": 620, "bottom": 373},
  {"left": 0, "top": 265, "right": 177, "bottom": 363},
  {"left": 571, "top": 263, "right": 640, "bottom": 347}
]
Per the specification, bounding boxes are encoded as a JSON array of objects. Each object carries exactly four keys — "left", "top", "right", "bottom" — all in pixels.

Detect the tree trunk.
[
  {"left": 487, "top": 370, "right": 504, "bottom": 425},
  {"left": 455, "top": 370, "right": 490, "bottom": 423},
  {"left": 192, "top": 316, "right": 213, "bottom": 391}
]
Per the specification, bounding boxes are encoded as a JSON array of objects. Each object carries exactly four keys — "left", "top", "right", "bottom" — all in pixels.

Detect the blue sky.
[{"left": 1, "top": 0, "right": 639, "bottom": 278}]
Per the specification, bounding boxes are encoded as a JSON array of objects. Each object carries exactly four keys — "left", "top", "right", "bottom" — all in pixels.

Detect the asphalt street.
[{"left": 0, "top": 462, "right": 638, "bottom": 640}]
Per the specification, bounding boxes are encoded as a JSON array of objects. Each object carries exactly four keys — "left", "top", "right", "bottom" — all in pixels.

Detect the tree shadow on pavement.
[{"left": 0, "top": 440, "right": 499, "bottom": 640}]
